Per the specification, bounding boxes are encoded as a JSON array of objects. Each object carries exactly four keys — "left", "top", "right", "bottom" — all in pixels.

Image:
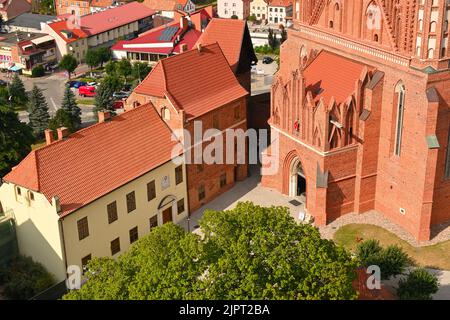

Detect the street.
[{"left": 1, "top": 64, "right": 96, "bottom": 123}]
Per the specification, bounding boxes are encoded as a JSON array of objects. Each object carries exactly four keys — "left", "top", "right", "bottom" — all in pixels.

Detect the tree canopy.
[
  {"left": 64, "top": 202, "right": 357, "bottom": 300},
  {"left": 93, "top": 81, "right": 116, "bottom": 117},
  {"left": 60, "top": 85, "right": 81, "bottom": 130},
  {"left": 0, "top": 104, "right": 34, "bottom": 177},
  {"left": 9, "top": 74, "right": 28, "bottom": 108},
  {"left": 85, "top": 49, "right": 101, "bottom": 70},
  {"left": 27, "top": 85, "right": 50, "bottom": 138},
  {"left": 59, "top": 54, "right": 78, "bottom": 78}
]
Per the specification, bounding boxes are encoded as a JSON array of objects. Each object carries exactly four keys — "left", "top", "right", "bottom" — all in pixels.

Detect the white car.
[{"left": 87, "top": 81, "right": 97, "bottom": 86}]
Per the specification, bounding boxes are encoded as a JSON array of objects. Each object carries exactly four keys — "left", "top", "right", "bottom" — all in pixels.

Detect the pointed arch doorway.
[{"left": 289, "top": 158, "right": 306, "bottom": 202}]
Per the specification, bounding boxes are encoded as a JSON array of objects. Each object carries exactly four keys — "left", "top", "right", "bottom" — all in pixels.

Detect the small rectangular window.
[
  {"left": 175, "top": 165, "right": 183, "bottom": 185},
  {"left": 198, "top": 184, "right": 205, "bottom": 201},
  {"left": 149, "top": 215, "right": 158, "bottom": 229},
  {"left": 129, "top": 226, "right": 138, "bottom": 244},
  {"left": 107, "top": 201, "right": 118, "bottom": 224},
  {"left": 81, "top": 254, "right": 91, "bottom": 270},
  {"left": 177, "top": 198, "right": 185, "bottom": 214},
  {"left": 220, "top": 173, "right": 227, "bottom": 188},
  {"left": 16, "top": 187, "right": 21, "bottom": 196},
  {"left": 110, "top": 237, "right": 121, "bottom": 255},
  {"left": 29, "top": 191, "right": 34, "bottom": 201},
  {"left": 126, "top": 191, "right": 136, "bottom": 213},
  {"left": 147, "top": 180, "right": 156, "bottom": 201},
  {"left": 77, "top": 217, "right": 89, "bottom": 241}
]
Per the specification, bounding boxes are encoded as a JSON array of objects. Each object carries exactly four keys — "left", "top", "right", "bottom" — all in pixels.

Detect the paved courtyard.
[{"left": 178, "top": 165, "right": 306, "bottom": 232}]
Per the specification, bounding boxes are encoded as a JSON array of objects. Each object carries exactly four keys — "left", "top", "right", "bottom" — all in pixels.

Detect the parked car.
[
  {"left": 79, "top": 85, "right": 96, "bottom": 97},
  {"left": 0, "top": 79, "right": 7, "bottom": 86},
  {"left": 262, "top": 56, "right": 274, "bottom": 64},
  {"left": 113, "top": 100, "right": 124, "bottom": 109},
  {"left": 122, "top": 84, "right": 132, "bottom": 92},
  {"left": 87, "top": 81, "right": 97, "bottom": 86},
  {"left": 68, "top": 81, "right": 87, "bottom": 88},
  {"left": 113, "top": 91, "right": 130, "bottom": 99}
]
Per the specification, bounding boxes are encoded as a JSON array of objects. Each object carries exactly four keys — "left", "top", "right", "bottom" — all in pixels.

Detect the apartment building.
[
  {"left": 267, "top": 0, "right": 292, "bottom": 26},
  {"left": 0, "top": 105, "right": 188, "bottom": 281},
  {"left": 0, "top": 31, "right": 57, "bottom": 74},
  {"left": 250, "top": 0, "right": 268, "bottom": 21},
  {"left": 126, "top": 43, "right": 249, "bottom": 212},
  {"left": 217, "top": 0, "right": 251, "bottom": 20},
  {"left": 42, "top": 2, "right": 154, "bottom": 62}
]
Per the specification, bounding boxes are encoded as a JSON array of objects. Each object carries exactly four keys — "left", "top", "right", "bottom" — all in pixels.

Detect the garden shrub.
[
  {"left": 397, "top": 268, "right": 439, "bottom": 300},
  {"left": 2, "top": 255, "right": 55, "bottom": 300},
  {"left": 31, "top": 65, "right": 45, "bottom": 77}
]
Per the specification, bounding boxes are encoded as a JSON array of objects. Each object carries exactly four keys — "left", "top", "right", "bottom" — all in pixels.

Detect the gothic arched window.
[{"left": 394, "top": 82, "right": 406, "bottom": 156}]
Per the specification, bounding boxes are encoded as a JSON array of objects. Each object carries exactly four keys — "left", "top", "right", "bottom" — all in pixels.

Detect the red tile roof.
[
  {"left": 196, "top": 18, "right": 246, "bottom": 72},
  {"left": 303, "top": 50, "right": 373, "bottom": 105},
  {"left": 3, "top": 104, "right": 180, "bottom": 218},
  {"left": 268, "top": 0, "right": 293, "bottom": 7},
  {"left": 133, "top": 42, "right": 248, "bottom": 119},
  {"left": 141, "top": 0, "right": 189, "bottom": 12},
  {"left": 48, "top": 2, "right": 155, "bottom": 42}
]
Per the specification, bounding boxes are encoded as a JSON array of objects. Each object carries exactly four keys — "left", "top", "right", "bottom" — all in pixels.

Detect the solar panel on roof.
[{"left": 158, "top": 26, "right": 179, "bottom": 41}]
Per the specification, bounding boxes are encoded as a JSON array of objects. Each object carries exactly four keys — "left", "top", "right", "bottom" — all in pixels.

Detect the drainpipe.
[{"left": 58, "top": 218, "right": 69, "bottom": 280}]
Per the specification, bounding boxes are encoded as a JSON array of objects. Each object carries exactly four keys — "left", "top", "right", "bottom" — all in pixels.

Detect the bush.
[
  {"left": 356, "top": 240, "right": 410, "bottom": 280},
  {"left": 356, "top": 239, "right": 383, "bottom": 264},
  {"left": 397, "top": 268, "right": 439, "bottom": 300},
  {"left": 2, "top": 255, "right": 55, "bottom": 300},
  {"left": 31, "top": 65, "right": 45, "bottom": 77}
]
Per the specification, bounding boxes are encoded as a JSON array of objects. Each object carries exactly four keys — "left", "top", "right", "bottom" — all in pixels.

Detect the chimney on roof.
[
  {"left": 45, "top": 129, "right": 55, "bottom": 145},
  {"left": 180, "top": 43, "right": 188, "bottom": 53},
  {"left": 52, "top": 196, "right": 62, "bottom": 213},
  {"left": 57, "top": 127, "right": 70, "bottom": 140},
  {"left": 197, "top": 43, "right": 202, "bottom": 52},
  {"left": 180, "top": 17, "right": 188, "bottom": 32},
  {"left": 98, "top": 110, "right": 111, "bottom": 123}
]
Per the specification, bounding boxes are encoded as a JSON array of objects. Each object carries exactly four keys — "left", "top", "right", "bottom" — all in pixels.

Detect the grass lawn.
[
  {"left": 334, "top": 224, "right": 450, "bottom": 270},
  {"left": 77, "top": 98, "right": 94, "bottom": 106}
]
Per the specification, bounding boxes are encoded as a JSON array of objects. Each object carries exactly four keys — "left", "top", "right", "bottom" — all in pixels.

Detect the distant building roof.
[
  {"left": 48, "top": 2, "right": 155, "bottom": 42},
  {"left": 4, "top": 104, "right": 180, "bottom": 218},
  {"left": 7, "top": 12, "right": 57, "bottom": 30},
  {"left": 0, "top": 0, "right": 31, "bottom": 20},
  {"left": 141, "top": 0, "right": 190, "bottom": 12},
  {"left": 134, "top": 42, "right": 248, "bottom": 119},
  {"left": 268, "top": 0, "right": 293, "bottom": 7}
]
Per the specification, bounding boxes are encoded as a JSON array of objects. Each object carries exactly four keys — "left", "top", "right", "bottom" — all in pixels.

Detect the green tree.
[
  {"left": 64, "top": 202, "right": 358, "bottom": 300},
  {"left": 231, "top": 14, "right": 238, "bottom": 19},
  {"left": 102, "top": 75, "right": 122, "bottom": 92},
  {"left": 60, "top": 85, "right": 82, "bottom": 130},
  {"left": 0, "top": 104, "right": 34, "bottom": 177},
  {"left": 85, "top": 49, "right": 101, "bottom": 70},
  {"left": 93, "top": 82, "right": 116, "bottom": 117},
  {"left": 397, "top": 268, "right": 439, "bottom": 300},
  {"left": 97, "top": 47, "right": 112, "bottom": 67},
  {"left": 248, "top": 14, "right": 256, "bottom": 22},
  {"left": 105, "top": 60, "right": 118, "bottom": 75},
  {"left": 59, "top": 54, "right": 78, "bottom": 79},
  {"left": 268, "top": 28, "right": 278, "bottom": 51},
  {"left": 27, "top": 85, "right": 50, "bottom": 138},
  {"left": 48, "top": 109, "right": 75, "bottom": 133},
  {"left": 31, "top": 65, "right": 45, "bottom": 77},
  {"left": 117, "top": 59, "right": 132, "bottom": 83},
  {"left": 9, "top": 73, "right": 28, "bottom": 108},
  {"left": 131, "top": 62, "right": 152, "bottom": 82}
]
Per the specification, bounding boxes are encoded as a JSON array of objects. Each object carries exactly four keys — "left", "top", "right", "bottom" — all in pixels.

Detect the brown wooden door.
[{"left": 162, "top": 207, "right": 173, "bottom": 224}]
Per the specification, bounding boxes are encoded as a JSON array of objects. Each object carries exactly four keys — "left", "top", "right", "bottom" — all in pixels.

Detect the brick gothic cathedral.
[{"left": 261, "top": 0, "right": 450, "bottom": 241}]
